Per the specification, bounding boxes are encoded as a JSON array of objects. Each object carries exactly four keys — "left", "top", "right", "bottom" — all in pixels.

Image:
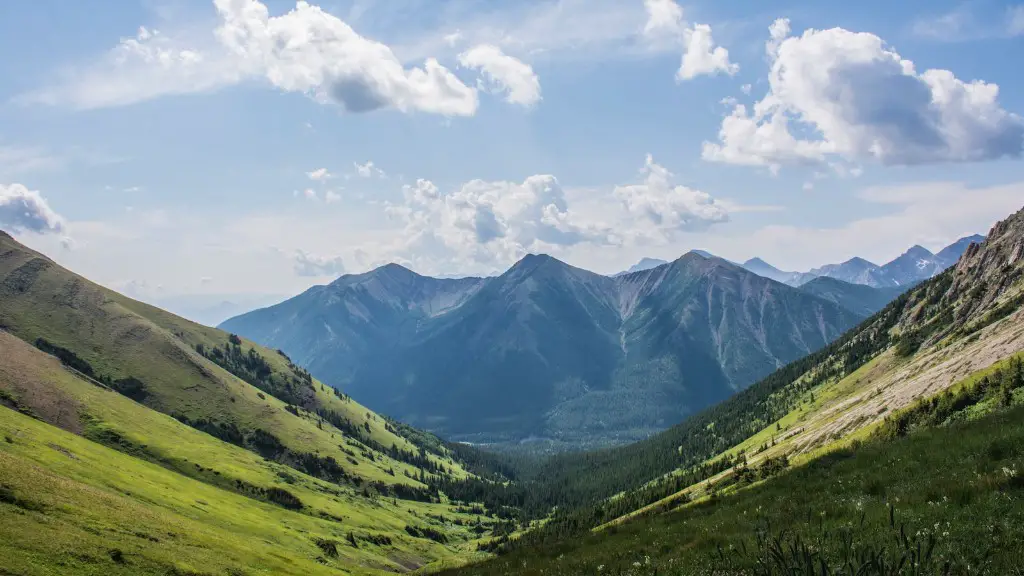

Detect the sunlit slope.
[
  {"left": 596, "top": 205, "right": 1024, "bottom": 527},
  {"left": 0, "top": 231, "right": 467, "bottom": 486},
  {"left": 0, "top": 330, "right": 496, "bottom": 573}
]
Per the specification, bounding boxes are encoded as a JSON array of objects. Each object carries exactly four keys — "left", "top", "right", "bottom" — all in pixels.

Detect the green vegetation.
[
  {"left": 3, "top": 206, "right": 1024, "bottom": 574},
  {"left": 443, "top": 402, "right": 1024, "bottom": 575},
  {"left": 0, "top": 235, "right": 518, "bottom": 573}
]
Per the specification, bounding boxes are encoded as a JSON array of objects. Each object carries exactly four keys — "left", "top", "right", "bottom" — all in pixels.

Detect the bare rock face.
[{"left": 947, "top": 206, "right": 1024, "bottom": 320}]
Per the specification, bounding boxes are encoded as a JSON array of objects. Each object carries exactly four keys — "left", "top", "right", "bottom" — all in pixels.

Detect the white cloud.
[
  {"left": 677, "top": 23, "right": 738, "bottom": 81},
  {"left": 702, "top": 19, "right": 1024, "bottom": 171},
  {"left": 292, "top": 249, "right": 346, "bottom": 277},
  {"left": 912, "top": 5, "right": 1024, "bottom": 41},
  {"left": 642, "top": 0, "right": 685, "bottom": 38},
  {"left": 325, "top": 190, "right": 342, "bottom": 203},
  {"left": 642, "top": 0, "right": 737, "bottom": 81},
  {"left": 28, "top": 0, "right": 480, "bottom": 116},
  {"left": 713, "top": 181, "right": 1024, "bottom": 271},
  {"left": 457, "top": 44, "right": 541, "bottom": 107},
  {"left": 301, "top": 188, "right": 317, "bottom": 200},
  {"left": 1010, "top": 6, "right": 1024, "bottom": 36},
  {"left": 740, "top": 83, "right": 752, "bottom": 95},
  {"left": 0, "top": 183, "right": 66, "bottom": 235},
  {"left": 0, "top": 145, "right": 61, "bottom": 176},
  {"left": 911, "top": 9, "right": 970, "bottom": 40},
  {"left": 354, "top": 160, "right": 386, "bottom": 178},
  {"left": 395, "top": 0, "right": 653, "bottom": 65},
  {"left": 613, "top": 155, "right": 729, "bottom": 241},
  {"left": 307, "top": 167, "right": 332, "bottom": 180},
  {"left": 443, "top": 31, "right": 464, "bottom": 47},
  {"left": 387, "top": 173, "right": 617, "bottom": 269}
]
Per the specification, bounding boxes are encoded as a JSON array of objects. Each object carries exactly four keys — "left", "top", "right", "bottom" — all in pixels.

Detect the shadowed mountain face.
[
  {"left": 797, "top": 277, "right": 912, "bottom": 317},
  {"left": 222, "top": 253, "right": 861, "bottom": 447}
]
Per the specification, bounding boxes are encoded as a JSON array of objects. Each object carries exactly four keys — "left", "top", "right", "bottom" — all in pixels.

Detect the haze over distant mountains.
[
  {"left": 222, "top": 252, "right": 865, "bottom": 448},
  {"left": 737, "top": 235, "right": 986, "bottom": 288}
]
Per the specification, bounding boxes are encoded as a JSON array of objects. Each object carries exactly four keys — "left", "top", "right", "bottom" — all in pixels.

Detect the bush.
[
  {"left": 265, "top": 487, "right": 303, "bottom": 510},
  {"left": 34, "top": 338, "right": 94, "bottom": 376},
  {"left": 312, "top": 537, "right": 338, "bottom": 558}
]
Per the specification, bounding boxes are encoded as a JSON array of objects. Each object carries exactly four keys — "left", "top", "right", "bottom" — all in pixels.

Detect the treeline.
[
  {"left": 195, "top": 336, "right": 315, "bottom": 408},
  {"left": 450, "top": 273, "right": 940, "bottom": 549}
]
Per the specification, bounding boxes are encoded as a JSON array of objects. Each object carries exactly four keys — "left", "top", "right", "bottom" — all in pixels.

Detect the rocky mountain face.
[
  {"left": 741, "top": 236, "right": 986, "bottom": 289},
  {"left": 941, "top": 215, "right": 1024, "bottom": 326},
  {"left": 223, "top": 253, "right": 861, "bottom": 447},
  {"left": 220, "top": 264, "right": 487, "bottom": 387}
]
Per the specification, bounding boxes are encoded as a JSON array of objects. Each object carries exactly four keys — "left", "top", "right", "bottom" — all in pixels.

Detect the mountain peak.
[
  {"left": 614, "top": 257, "right": 669, "bottom": 276},
  {"left": 904, "top": 245, "right": 935, "bottom": 258},
  {"left": 511, "top": 253, "right": 561, "bottom": 270},
  {"left": 744, "top": 257, "right": 771, "bottom": 267},
  {"left": 842, "top": 257, "right": 877, "bottom": 268}
]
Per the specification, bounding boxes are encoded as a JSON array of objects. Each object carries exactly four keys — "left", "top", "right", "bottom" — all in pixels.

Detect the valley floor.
[{"left": 442, "top": 402, "right": 1024, "bottom": 575}]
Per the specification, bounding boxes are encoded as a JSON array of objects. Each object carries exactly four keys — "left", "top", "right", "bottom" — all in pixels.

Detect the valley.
[
  {"left": 2, "top": 206, "right": 1022, "bottom": 574},
  {"left": 4, "top": 2, "right": 1023, "bottom": 573}
]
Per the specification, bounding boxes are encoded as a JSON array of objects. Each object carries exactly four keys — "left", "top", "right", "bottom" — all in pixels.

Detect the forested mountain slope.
[
  {"left": 451, "top": 204, "right": 1024, "bottom": 552},
  {"left": 225, "top": 253, "right": 862, "bottom": 447}
]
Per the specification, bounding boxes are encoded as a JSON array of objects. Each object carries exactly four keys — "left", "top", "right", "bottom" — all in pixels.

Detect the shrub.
[
  {"left": 312, "top": 537, "right": 339, "bottom": 558},
  {"left": 265, "top": 487, "right": 303, "bottom": 510}
]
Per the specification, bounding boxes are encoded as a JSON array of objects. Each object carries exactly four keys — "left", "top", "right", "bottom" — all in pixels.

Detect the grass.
[
  {"left": 0, "top": 405, "right": 457, "bottom": 575},
  {"left": 597, "top": 308, "right": 1024, "bottom": 531},
  {"left": 0, "top": 234, "right": 467, "bottom": 489},
  {"left": 442, "top": 403, "right": 1024, "bottom": 575},
  {"left": 0, "top": 333, "right": 499, "bottom": 573}
]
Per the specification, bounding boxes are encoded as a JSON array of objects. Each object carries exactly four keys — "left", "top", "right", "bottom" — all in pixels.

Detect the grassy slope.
[
  {"left": 0, "top": 232, "right": 466, "bottom": 487},
  {"left": 596, "top": 299, "right": 1024, "bottom": 530},
  {"left": 0, "top": 331, "right": 494, "bottom": 573},
  {"left": 444, "top": 398, "right": 1024, "bottom": 575}
]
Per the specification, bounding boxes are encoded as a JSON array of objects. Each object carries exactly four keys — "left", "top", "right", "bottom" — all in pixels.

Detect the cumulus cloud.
[
  {"left": 353, "top": 161, "right": 386, "bottom": 178},
  {"left": 28, "top": 0, "right": 480, "bottom": 116},
  {"left": 0, "top": 183, "right": 66, "bottom": 235},
  {"left": 387, "top": 174, "right": 616, "bottom": 268},
  {"left": 292, "top": 249, "right": 346, "bottom": 277},
  {"left": 642, "top": 0, "right": 737, "bottom": 81},
  {"left": 307, "top": 167, "right": 332, "bottom": 180},
  {"left": 324, "top": 190, "right": 342, "bottom": 204},
  {"left": 613, "top": 155, "right": 728, "bottom": 238},
  {"left": 457, "top": 44, "right": 541, "bottom": 106},
  {"left": 702, "top": 19, "right": 1024, "bottom": 171}
]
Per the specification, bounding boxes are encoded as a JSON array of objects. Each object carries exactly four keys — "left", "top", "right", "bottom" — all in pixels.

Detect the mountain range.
[
  {"left": 222, "top": 252, "right": 866, "bottom": 447},
  {"left": 738, "top": 235, "right": 985, "bottom": 288}
]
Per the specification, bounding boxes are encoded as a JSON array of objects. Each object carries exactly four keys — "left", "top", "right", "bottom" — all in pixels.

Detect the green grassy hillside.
[
  {"left": 0, "top": 232, "right": 512, "bottom": 574},
  {"left": 434, "top": 205, "right": 1024, "bottom": 554},
  {"left": 0, "top": 231, "right": 471, "bottom": 488},
  {"left": 442, "top": 392, "right": 1024, "bottom": 575}
]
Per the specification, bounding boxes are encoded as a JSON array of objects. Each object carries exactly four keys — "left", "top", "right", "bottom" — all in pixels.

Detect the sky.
[{"left": 2, "top": 0, "right": 1024, "bottom": 319}]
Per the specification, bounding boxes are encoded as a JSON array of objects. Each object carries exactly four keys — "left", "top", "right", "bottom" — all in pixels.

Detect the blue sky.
[{"left": 1, "top": 0, "right": 1024, "bottom": 317}]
